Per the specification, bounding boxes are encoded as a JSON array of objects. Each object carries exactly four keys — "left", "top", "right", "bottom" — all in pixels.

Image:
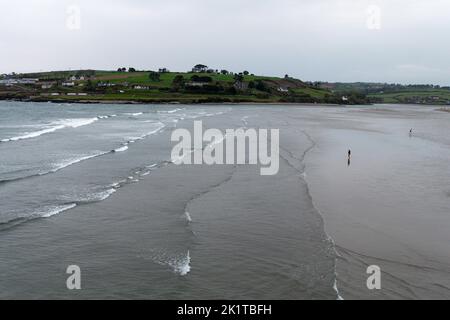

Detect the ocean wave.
[
  {"left": 153, "top": 250, "right": 191, "bottom": 276},
  {"left": 184, "top": 211, "right": 192, "bottom": 222},
  {"left": 0, "top": 203, "right": 78, "bottom": 231},
  {"left": 113, "top": 145, "right": 128, "bottom": 153},
  {"left": 0, "top": 118, "right": 99, "bottom": 143},
  {"left": 124, "top": 112, "right": 144, "bottom": 117},
  {"left": 130, "top": 122, "right": 166, "bottom": 141},
  {"left": 49, "top": 153, "right": 106, "bottom": 173},
  {"left": 77, "top": 188, "right": 117, "bottom": 203},
  {"left": 40, "top": 203, "right": 77, "bottom": 218},
  {"left": 0, "top": 152, "right": 108, "bottom": 186},
  {"left": 158, "top": 108, "right": 185, "bottom": 114}
]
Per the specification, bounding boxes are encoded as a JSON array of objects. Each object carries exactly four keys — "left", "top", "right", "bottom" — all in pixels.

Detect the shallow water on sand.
[
  {"left": 0, "top": 101, "right": 336, "bottom": 299},
  {"left": 0, "top": 102, "right": 449, "bottom": 300}
]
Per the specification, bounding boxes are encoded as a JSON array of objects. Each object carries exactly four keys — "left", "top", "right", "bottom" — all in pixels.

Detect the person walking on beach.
[{"left": 348, "top": 149, "right": 351, "bottom": 159}]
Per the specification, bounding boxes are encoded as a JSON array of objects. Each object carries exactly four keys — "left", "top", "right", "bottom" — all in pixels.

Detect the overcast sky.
[{"left": 1, "top": 0, "right": 449, "bottom": 85}]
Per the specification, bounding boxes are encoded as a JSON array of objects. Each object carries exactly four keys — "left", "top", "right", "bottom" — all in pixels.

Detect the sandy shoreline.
[{"left": 303, "top": 107, "right": 450, "bottom": 299}]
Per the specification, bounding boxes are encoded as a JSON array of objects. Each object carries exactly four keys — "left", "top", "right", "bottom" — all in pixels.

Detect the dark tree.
[
  {"left": 85, "top": 79, "right": 95, "bottom": 92},
  {"left": 172, "top": 75, "right": 185, "bottom": 90},
  {"left": 190, "top": 75, "right": 212, "bottom": 83},
  {"left": 128, "top": 67, "right": 136, "bottom": 72},
  {"left": 243, "top": 71, "right": 250, "bottom": 76},
  {"left": 255, "top": 80, "right": 269, "bottom": 92},
  {"left": 234, "top": 74, "right": 244, "bottom": 82},
  {"left": 149, "top": 71, "right": 161, "bottom": 82}
]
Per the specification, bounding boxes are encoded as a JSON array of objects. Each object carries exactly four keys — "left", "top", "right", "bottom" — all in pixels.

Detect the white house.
[
  {"left": 70, "top": 75, "right": 86, "bottom": 81},
  {"left": 186, "top": 82, "right": 210, "bottom": 87},
  {"left": 133, "top": 85, "right": 149, "bottom": 90},
  {"left": 41, "top": 83, "right": 54, "bottom": 89},
  {"left": 62, "top": 81, "right": 75, "bottom": 87}
]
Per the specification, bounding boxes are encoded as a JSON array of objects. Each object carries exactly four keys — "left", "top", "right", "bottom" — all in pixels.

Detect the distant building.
[
  {"left": 62, "top": 81, "right": 75, "bottom": 87},
  {"left": 97, "top": 82, "right": 115, "bottom": 87},
  {"left": 0, "top": 78, "right": 38, "bottom": 85},
  {"left": 19, "top": 78, "right": 39, "bottom": 84},
  {"left": 277, "top": 87, "right": 289, "bottom": 93},
  {"left": 342, "top": 96, "right": 349, "bottom": 102},
  {"left": 70, "top": 75, "right": 86, "bottom": 81},
  {"left": 233, "top": 81, "right": 248, "bottom": 91},
  {"left": 133, "top": 85, "right": 149, "bottom": 90},
  {"left": 41, "top": 82, "right": 54, "bottom": 89},
  {"left": 186, "top": 82, "right": 210, "bottom": 87}
]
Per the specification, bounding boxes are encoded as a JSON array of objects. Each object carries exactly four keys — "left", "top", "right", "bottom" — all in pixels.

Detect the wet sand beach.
[{"left": 0, "top": 102, "right": 449, "bottom": 299}]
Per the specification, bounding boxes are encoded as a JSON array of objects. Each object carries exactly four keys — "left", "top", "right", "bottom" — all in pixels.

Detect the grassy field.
[
  {"left": 93, "top": 71, "right": 281, "bottom": 87},
  {"left": 291, "top": 87, "right": 330, "bottom": 99},
  {"left": 3, "top": 69, "right": 364, "bottom": 104},
  {"left": 369, "top": 89, "right": 450, "bottom": 104}
]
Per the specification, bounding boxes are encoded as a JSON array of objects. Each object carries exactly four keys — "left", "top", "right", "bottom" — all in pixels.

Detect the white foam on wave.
[
  {"left": 158, "top": 108, "right": 185, "bottom": 114},
  {"left": 184, "top": 211, "right": 192, "bottom": 222},
  {"left": 0, "top": 118, "right": 99, "bottom": 142},
  {"left": 49, "top": 153, "right": 105, "bottom": 173},
  {"left": 114, "top": 145, "right": 129, "bottom": 152},
  {"left": 125, "top": 112, "right": 143, "bottom": 116},
  {"left": 77, "top": 188, "right": 118, "bottom": 203},
  {"left": 127, "top": 122, "right": 166, "bottom": 142},
  {"left": 169, "top": 251, "right": 191, "bottom": 276},
  {"left": 40, "top": 203, "right": 77, "bottom": 218},
  {"left": 94, "top": 188, "right": 117, "bottom": 201}
]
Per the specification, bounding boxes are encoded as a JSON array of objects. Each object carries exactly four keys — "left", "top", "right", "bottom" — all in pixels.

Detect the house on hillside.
[
  {"left": 186, "top": 82, "right": 210, "bottom": 87},
  {"left": 97, "top": 82, "right": 115, "bottom": 87},
  {"left": 234, "top": 81, "right": 248, "bottom": 91},
  {"left": 277, "top": 87, "right": 289, "bottom": 93},
  {"left": 70, "top": 75, "right": 86, "bottom": 81},
  {"left": 133, "top": 85, "right": 149, "bottom": 90},
  {"left": 41, "top": 82, "right": 55, "bottom": 89},
  {"left": 62, "top": 81, "right": 75, "bottom": 87}
]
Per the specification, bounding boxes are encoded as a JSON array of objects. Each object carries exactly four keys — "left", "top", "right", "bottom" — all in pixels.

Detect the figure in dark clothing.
[{"left": 347, "top": 149, "right": 351, "bottom": 167}]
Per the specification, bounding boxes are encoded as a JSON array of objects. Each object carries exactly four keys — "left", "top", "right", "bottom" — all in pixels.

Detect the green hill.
[{"left": 0, "top": 69, "right": 363, "bottom": 104}]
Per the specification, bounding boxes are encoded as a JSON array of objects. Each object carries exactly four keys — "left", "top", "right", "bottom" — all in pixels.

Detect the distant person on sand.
[{"left": 348, "top": 149, "right": 351, "bottom": 159}]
